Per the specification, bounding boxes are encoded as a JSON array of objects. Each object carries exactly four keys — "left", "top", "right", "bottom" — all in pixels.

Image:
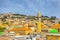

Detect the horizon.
[
  {"left": 0, "top": 12, "right": 58, "bottom": 19},
  {"left": 0, "top": 0, "right": 60, "bottom": 18}
]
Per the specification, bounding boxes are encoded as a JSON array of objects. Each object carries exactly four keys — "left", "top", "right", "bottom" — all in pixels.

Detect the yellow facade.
[
  {"left": 58, "top": 36, "right": 60, "bottom": 40},
  {"left": 37, "top": 20, "right": 41, "bottom": 33},
  {"left": 52, "top": 36, "right": 56, "bottom": 40},
  {"left": 46, "top": 35, "right": 51, "bottom": 40},
  {"left": 46, "top": 35, "right": 60, "bottom": 40},
  {"left": 8, "top": 27, "right": 33, "bottom": 35}
]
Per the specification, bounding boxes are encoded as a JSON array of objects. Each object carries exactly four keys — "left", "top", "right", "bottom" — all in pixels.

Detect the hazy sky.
[{"left": 0, "top": 0, "right": 60, "bottom": 18}]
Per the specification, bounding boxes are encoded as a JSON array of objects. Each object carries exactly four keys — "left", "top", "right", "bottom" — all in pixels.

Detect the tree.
[
  {"left": 44, "top": 16, "right": 49, "bottom": 18},
  {"left": 50, "top": 16, "right": 56, "bottom": 20},
  {"left": 0, "top": 27, "right": 6, "bottom": 32},
  {"left": 58, "top": 21, "right": 60, "bottom": 24},
  {"left": 2, "top": 16, "right": 7, "bottom": 22},
  {"left": 0, "top": 27, "right": 6, "bottom": 36}
]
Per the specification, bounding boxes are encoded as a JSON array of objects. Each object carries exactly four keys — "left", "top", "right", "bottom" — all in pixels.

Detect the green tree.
[
  {"left": 0, "top": 27, "right": 6, "bottom": 36},
  {"left": 50, "top": 16, "right": 56, "bottom": 20},
  {"left": 0, "top": 27, "right": 6, "bottom": 32},
  {"left": 58, "top": 21, "right": 60, "bottom": 24}
]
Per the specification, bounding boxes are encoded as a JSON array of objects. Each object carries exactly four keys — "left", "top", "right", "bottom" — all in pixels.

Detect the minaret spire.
[
  {"left": 37, "top": 11, "right": 41, "bottom": 17},
  {"left": 37, "top": 11, "right": 41, "bottom": 33}
]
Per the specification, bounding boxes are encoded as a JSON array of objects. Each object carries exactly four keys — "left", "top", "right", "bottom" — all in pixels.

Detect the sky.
[{"left": 0, "top": 0, "right": 60, "bottom": 18}]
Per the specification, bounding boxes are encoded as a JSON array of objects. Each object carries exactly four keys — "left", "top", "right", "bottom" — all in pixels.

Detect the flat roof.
[
  {"left": 14, "top": 35, "right": 30, "bottom": 37},
  {"left": 47, "top": 33, "right": 60, "bottom": 36}
]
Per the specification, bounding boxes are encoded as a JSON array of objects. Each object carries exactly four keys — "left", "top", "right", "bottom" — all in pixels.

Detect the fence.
[{"left": 46, "top": 34, "right": 60, "bottom": 40}]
